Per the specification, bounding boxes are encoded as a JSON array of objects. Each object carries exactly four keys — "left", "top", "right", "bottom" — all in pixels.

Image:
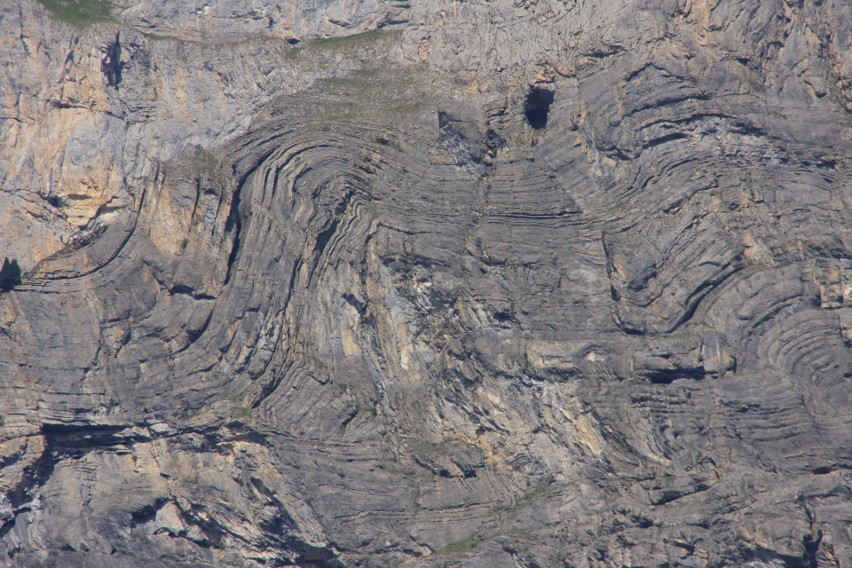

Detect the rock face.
[{"left": 1, "top": 0, "right": 851, "bottom": 566}]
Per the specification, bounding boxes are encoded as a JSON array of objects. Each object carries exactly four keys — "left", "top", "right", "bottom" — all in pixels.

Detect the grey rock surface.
[{"left": 0, "top": 0, "right": 850, "bottom": 566}]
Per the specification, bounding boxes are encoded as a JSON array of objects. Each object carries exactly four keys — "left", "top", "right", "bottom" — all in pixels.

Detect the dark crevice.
[
  {"left": 625, "top": 63, "right": 668, "bottom": 83},
  {"left": 663, "top": 262, "right": 744, "bottom": 333},
  {"left": 223, "top": 182, "right": 246, "bottom": 285},
  {"left": 646, "top": 367, "right": 706, "bottom": 384},
  {"left": 0, "top": 442, "right": 55, "bottom": 538},
  {"left": 130, "top": 497, "right": 169, "bottom": 528},
  {"left": 626, "top": 94, "right": 709, "bottom": 118},
  {"left": 493, "top": 310, "right": 515, "bottom": 324},
  {"left": 484, "top": 127, "right": 506, "bottom": 159},
  {"left": 643, "top": 132, "right": 690, "bottom": 149},
  {"left": 175, "top": 504, "right": 227, "bottom": 548},
  {"left": 337, "top": 406, "right": 359, "bottom": 432},
  {"left": 437, "top": 110, "right": 453, "bottom": 131},
  {"left": 314, "top": 219, "right": 338, "bottom": 260},
  {"left": 736, "top": 546, "right": 821, "bottom": 568},
  {"left": 251, "top": 360, "right": 295, "bottom": 409},
  {"left": 343, "top": 292, "right": 366, "bottom": 316},
  {"left": 287, "top": 541, "right": 345, "bottom": 568},
  {"left": 802, "top": 532, "right": 821, "bottom": 568},
  {"left": 0, "top": 422, "right": 125, "bottom": 537},
  {"left": 223, "top": 149, "right": 276, "bottom": 286},
  {"left": 170, "top": 284, "right": 215, "bottom": 301},
  {"left": 524, "top": 87, "right": 554, "bottom": 130},
  {"left": 169, "top": 284, "right": 194, "bottom": 296},
  {"left": 186, "top": 310, "right": 214, "bottom": 343},
  {"left": 732, "top": 121, "right": 766, "bottom": 137},
  {"left": 42, "top": 423, "right": 136, "bottom": 455}
]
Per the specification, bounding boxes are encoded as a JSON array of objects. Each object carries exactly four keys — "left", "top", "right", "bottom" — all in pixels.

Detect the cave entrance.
[{"left": 524, "top": 86, "right": 554, "bottom": 130}]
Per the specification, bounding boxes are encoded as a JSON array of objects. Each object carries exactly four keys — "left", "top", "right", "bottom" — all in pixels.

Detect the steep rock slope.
[{"left": 1, "top": 0, "right": 850, "bottom": 566}]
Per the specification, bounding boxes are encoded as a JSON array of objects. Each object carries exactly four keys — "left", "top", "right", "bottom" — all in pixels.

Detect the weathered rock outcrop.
[{"left": 1, "top": 0, "right": 850, "bottom": 566}]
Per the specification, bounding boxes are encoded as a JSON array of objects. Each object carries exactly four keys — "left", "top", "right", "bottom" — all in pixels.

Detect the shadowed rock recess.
[{"left": 1, "top": 0, "right": 851, "bottom": 566}]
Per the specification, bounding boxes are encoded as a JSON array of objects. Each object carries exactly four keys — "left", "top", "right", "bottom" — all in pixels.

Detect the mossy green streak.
[{"left": 38, "top": 0, "right": 113, "bottom": 27}]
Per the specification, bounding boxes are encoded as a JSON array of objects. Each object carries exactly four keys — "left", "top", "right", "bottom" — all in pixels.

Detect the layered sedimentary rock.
[{"left": 1, "top": 0, "right": 850, "bottom": 566}]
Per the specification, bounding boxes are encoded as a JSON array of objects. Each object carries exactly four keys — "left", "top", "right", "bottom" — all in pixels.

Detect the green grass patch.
[
  {"left": 434, "top": 535, "right": 478, "bottom": 556},
  {"left": 515, "top": 483, "right": 551, "bottom": 507},
  {"left": 286, "top": 29, "right": 388, "bottom": 60},
  {"left": 434, "top": 527, "right": 535, "bottom": 557},
  {"left": 190, "top": 148, "right": 219, "bottom": 173},
  {"left": 412, "top": 439, "right": 449, "bottom": 457},
  {"left": 489, "top": 483, "right": 553, "bottom": 515},
  {"left": 653, "top": 331, "right": 690, "bottom": 341},
  {"left": 367, "top": 201, "right": 382, "bottom": 222},
  {"left": 385, "top": 467, "right": 416, "bottom": 477},
  {"left": 284, "top": 46, "right": 302, "bottom": 61},
  {"left": 300, "top": 67, "right": 429, "bottom": 126},
  {"left": 38, "top": 0, "right": 113, "bottom": 27},
  {"left": 304, "top": 353, "right": 329, "bottom": 370},
  {"left": 311, "top": 29, "right": 386, "bottom": 50},
  {"left": 232, "top": 406, "right": 252, "bottom": 420}
]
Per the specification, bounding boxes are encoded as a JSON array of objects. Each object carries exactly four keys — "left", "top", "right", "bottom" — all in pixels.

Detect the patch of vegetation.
[
  {"left": 299, "top": 67, "right": 429, "bottom": 128},
  {"left": 492, "top": 527, "right": 531, "bottom": 539},
  {"left": 285, "top": 29, "right": 388, "bottom": 60},
  {"left": 191, "top": 148, "right": 219, "bottom": 173},
  {"left": 181, "top": 238, "right": 189, "bottom": 250},
  {"left": 232, "top": 406, "right": 252, "bottom": 420},
  {"left": 284, "top": 46, "right": 302, "bottom": 61},
  {"left": 653, "top": 331, "right": 690, "bottom": 341},
  {"left": 311, "top": 29, "right": 387, "bottom": 50},
  {"left": 412, "top": 439, "right": 450, "bottom": 457},
  {"left": 365, "top": 199, "right": 385, "bottom": 222},
  {"left": 607, "top": 199, "right": 629, "bottom": 213},
  {"left": 38, "top": 0, "right": 113, "bottom": 27},
  {"left": 0, "top": 258, "right": 22, "bottom": 292},
  {"left": 228, "top": 387, "right": 251, "bottom": 403},
  {"left": 304, "top": 353, "right": 328, "bottom": 370},
  {"left": 490, "top": 482, "right": 553, "bottom": 515},
  {"left": 515, "top": 484, "right": 551, "bottom": 507},
  {"left": 179, "top": 407, "right": 202, "bottom": 421},
  {"left": 434, "top": 535, "right": 478, "bottom": 556},
  {"left": 385, "top": 467, "right": 416, "bottom": 477}
]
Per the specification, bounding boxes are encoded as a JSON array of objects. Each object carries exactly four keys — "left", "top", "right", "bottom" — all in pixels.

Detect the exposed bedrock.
[{"left": 1, "top": 0, "right": 851, "bottom": 566}]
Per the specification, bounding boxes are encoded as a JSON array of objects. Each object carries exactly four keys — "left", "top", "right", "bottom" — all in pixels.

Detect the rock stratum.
[{"left": 1, "top": 1, "right": 851, "bottom": 566}]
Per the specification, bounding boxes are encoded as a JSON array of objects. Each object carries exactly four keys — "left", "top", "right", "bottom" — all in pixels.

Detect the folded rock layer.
[{"left": 0, "top": 0, "right": 850, "bottom": 566}]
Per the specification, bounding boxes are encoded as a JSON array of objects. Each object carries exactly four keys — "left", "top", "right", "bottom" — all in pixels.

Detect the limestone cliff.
[{"left": 1, "top": 0, "right": 850, "bottom": 566}]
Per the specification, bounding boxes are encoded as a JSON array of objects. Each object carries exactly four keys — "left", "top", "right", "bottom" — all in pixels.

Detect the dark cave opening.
[{"left": 524, "top": 86, "right": 554, "bottom": 130}]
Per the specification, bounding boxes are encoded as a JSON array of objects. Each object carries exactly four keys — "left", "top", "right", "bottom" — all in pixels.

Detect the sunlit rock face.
[{"left": 1, "top": 1, "right": 850, "bottom": 566}]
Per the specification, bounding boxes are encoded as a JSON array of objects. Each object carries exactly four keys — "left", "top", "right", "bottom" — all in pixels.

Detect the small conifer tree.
[{"left": 0, "top": 257, "right": 22, "bottom": 291}]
